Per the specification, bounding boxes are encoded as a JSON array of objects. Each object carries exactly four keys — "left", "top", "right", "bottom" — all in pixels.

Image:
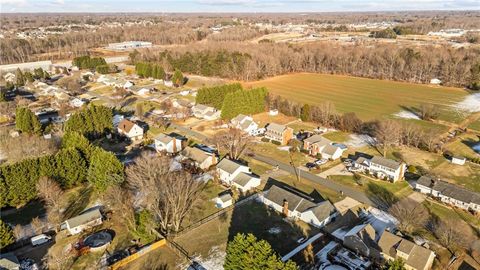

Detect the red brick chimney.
[{"left": 282, "top": 199, "right": 289, "bottom": 217}]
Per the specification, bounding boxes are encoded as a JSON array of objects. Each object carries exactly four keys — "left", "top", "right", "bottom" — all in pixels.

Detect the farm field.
[{"left": 247, "top": 73, "right": 472, "bottom": 123}]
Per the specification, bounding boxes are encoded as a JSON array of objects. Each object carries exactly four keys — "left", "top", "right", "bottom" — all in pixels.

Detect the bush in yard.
[
  {"left": 224, "top": 233, "right": 297, "bottom": 270},
  {"left": 261, "top": 137, "right": 270, "bottom": 143},
  {"left": 271, "top": 140, "right": 281, "bottom": 145},
  {"left": 0, "top": 219, "right": 15, "bottom": 249},
  {"left": 87, "top": 147, "right": 124, "bottom": 191},
  {"left": 407, "top": 165, "right": 417, "bottom": 174}
]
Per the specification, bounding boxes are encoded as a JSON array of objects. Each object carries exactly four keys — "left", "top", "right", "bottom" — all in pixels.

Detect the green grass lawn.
[
  {"left": 468, "top": 119, "right": 480, "bottom": 131},
  {"left": 287, "top": 121, "right": 317, "bottom": 133},
  {"left": 253, "top": 142, "right": 308, "bottom": 165},
  {"left": 322, "top": 131, "right": 351, "bottom": 143},
  {"left": 423, "top": 200, "right": 479, "bottom": 227},
  {"left": 393, "top": 118, "right": 450, "bottom": 135},
  {"left": 248, "top": 73, "right": 471, "bottom": 123},
  {"left": 273, "top": 174, "right": 345, "bottom": 203}
]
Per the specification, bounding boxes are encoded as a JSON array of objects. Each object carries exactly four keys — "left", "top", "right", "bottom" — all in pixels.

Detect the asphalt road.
[
  {"left": 169, "top": 121, "right": 375, "bottom": 206},
  {"left": 252, "top": 154, "right": 374, "bottom": 206}
]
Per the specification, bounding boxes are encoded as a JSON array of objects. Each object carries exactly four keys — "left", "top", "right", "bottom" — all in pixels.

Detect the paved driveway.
[{"left": 318, "top": 163, "right": 352, "bottom": 178}]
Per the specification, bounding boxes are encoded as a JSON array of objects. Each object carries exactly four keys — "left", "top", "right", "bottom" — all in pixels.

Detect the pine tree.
[
  {"left": 55, "top": 148, "right": 88, "bottom": 188},
  {"left": 15, "top": 106, "right": 42, "bottom": 135},
  {"left": 62, "top": 132, "right": 93, "bottom": 160},
  {"left": 87, "top": 147, "right": 124, "bottom": 191},
  {"left": 172, "top": 69, "right": 184, "bottom": 86},
  {"left": 15, "top": 68, "right": 25, "bottom": 87},
  {"left": 301, "top": 104, "right": 311, "bottom": 121},
  {"left": 224, "top": 233, "right": 298, "bottom": 270},
  {"left": 384, "top": 258, "right": 406, "bottom": 270},
  {"left": 0, "top": 219, "right": 15, "bottom": 249}
]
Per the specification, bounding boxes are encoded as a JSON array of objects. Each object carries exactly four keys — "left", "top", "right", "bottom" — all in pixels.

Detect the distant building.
[
  {"left": 377, "top": 230, "right": 435, "bottom": 270},
  {"left": 260, "top": 184, "right": 337, "bottom": 228},
  {"left": 192, "top": 104, "right": 220, "bottom": 120},
  {"left": 269, "top": 109, "right": 279, "bottom": 116},
  {"left": 415, "top": 176, "right": 480, "bottom": 213},
  {"left": 64, "top": 209, "right": 103, "bottom": 235},
  {"left": 0, "top": 253, "right": 20, "bottom": 270},
  {"left": 117, "top": 119, "right": 144, "bottom": 141},
  {"left": 265, "top": 123, "right": 294, "bottom": 145},
  {"left": 0, "top": 60, "right": 52, "bottom": 73},
  {"left": 106, "top": 41, "right": 152, "bottom": 51},
  {"left": 451, "top": 156, "right": 466, "bottom": 165},
  {"left": 429, "top": 78, "right": 442, "bottom": 85},
  {"left": 353, "top": 156, "right": 406, "bottom": 182}
]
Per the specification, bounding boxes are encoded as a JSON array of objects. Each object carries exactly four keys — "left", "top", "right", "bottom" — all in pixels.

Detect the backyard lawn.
[
  {"left": 322, "top": 131, "right": 351, "bottom": 143},
  {"left": 247, "top": 73, "right": 471, "bottom": 123}
]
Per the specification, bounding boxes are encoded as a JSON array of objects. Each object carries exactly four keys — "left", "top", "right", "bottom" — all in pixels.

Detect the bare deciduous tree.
[
  {"left": 103, "top": 185, "right": 136, "bottom": 232},
  {"left": 36, "top": 177, "right": 63, "bottom": 209},
  {"left": 0, "top": 132, "right": 59, "bottom": 163},
  {"left": 375, "top": 120, "right": 401, "bottom": 157},
  {"left": 31, "top": 217, "right": 43, "bottom": 234},
  {"left": 126, "top": 153, "right": 204, "bottom": 234},
  {"left": 13, "top": 224, "right": 25, "bottom": 240},
  {"left": 210, "top": 128, "right": 252, "bottom": 160},
  {"left": 389, "top": 199, "right": 428, "bottom": 234},
  {"left": 419, "top": 103, "right": 439, "bottom": 120},
  {"left": 431, "top": 218, "right": 473, "bottom": 255}
]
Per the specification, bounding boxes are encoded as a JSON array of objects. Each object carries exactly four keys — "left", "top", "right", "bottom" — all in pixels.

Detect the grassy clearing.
[
  {"left": 253, "top": 142, "right": 309, "bottom": 165},
  {"left": 252, "top": 112, "right": 297, "bottom": 127},
  {"left": 468, "top": 119, "right": 480, "bottom": 131},
  {"left": 393, "top": 118, "right": 450, "bottom": 135},
  {"left": 123, "top": 246, "right": 183, "bottom": 270},
  {"left": 322, "top": 131, "right": 351, "bottom": 143},
  {"left": 272, "top": 174, "right": 345, "bottom": 203},
  {"left": 286, "top": 121, "right": 317, "bottom": 133},
  {"left": 431, "top": 162, "right": 480, "bottom": 193},
  {"left": 181, "top": 181, "right": 226, "bottom": 228},
  {"left": 247, "top": 73, "right": 470, "bottom": 123},
  {"left": 328, "top": 175, "right": 412, "bottom": 201},
  {"left": 423, "top": 200, "right": 479, "bottom": 227},
  {"left": 443, "top": 132, "right": 480, "bottom": 158}
]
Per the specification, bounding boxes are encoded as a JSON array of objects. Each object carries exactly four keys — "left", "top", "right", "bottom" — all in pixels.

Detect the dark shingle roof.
[
  {"left": 265, "top": 185, "right": 316, "bottom": 213},
  {"left": 417, "top": 176, "right": 480, "bottom": 205},
  {"left": 217, "top": 158, "right": 244, "bottom": 174}
]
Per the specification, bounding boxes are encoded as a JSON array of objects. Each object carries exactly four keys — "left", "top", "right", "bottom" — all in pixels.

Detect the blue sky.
[{"left": 0, "top": 0, "right": 479, "bottom": 13}]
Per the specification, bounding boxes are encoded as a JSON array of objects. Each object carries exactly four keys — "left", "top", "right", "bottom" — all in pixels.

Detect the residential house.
[
  {"left": 118, "top": 119, "right": 144, "bottom": 141},
  {"left": 123, "top": 81, "right": 134, "bottom": 89},
  {"left": 430, "top": 78, "right": 442, "bottom": 85},
  {"left": 154, "top": 133, "right": 183, "bottom": 154},
  {"left": 64, "top": 209, "right": 103, "bottom": 235},
  {"left": 377, "top": 230, "right": 435, "bottom": 270},
  {"left": 354, "top": 156, "right": 406, "bottom": 182},
  {"left": 2, "top": 72, "right": 15, "bottom": 83},
  {"left": 69, "top": 97, "right": 86, "bottom": 108},
  {"left": 0, "top": 253, "right": 20, "bottom": 270},
  {"left": 230, "top": 114, "right": 259, "bottom": 135},
  {"left": 215, "top": 193, "right": 233, "bottom": 208},
  {"left": 343, "top": 223, "right": 377, "bottom": 257},
  {"left": 192, "top": 104, "right": 220, "bottom": 120},
  {"left": 182, "top": 146, "right": 217, "bottom": 170},
  {"left": 216, "top": 158, "right": 261, "bottom": 192},
  {"left": 303, "top": 134, "right": 344, "bottom": 160},
  {"left": 260, "top": 185, "right": 337, "bottom": 228},
  {"left": 265, "top": 123, "right": 294, "bottom": 145},
  {"left": 415, "top": 176, "right": 480, "bottom": 213},
  {"left": 269, "top": 109, "right": 279, "bottom": 116},
  {"left": 172, "top": 99, "right": 193, "bottom": 110},
  {"left": 136, "top": 88, "right": 151, "bottom": 96},
  {"left": 112, "top": 114, "right": 125, "bottom": 128}
]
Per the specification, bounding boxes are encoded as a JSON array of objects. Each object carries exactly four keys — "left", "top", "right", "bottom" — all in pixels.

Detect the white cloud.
[
  {"left": 0, "top": 0, "right": 28, "bottom": 6},
  {"left": 53, "top": 0, "right": 65, "bottom": 5}
]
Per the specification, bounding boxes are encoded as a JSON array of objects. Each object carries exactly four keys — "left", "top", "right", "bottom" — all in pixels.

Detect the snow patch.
[
  {"left": 345, "top": 134, "right": 375, "bottom": 148},
  {"left": 393, "top": 110, "right": 421, "bottom": 120},
  {"left": 277, "top": 146, "right": 291, "bottom": 151},
  {"left": 268, "top": 227, "right": 282, "bottom": 234},
  {"left": 185, "top": 246, "right": 226, "bottom": 270},
  {"left": 453, "top": 93, "right": 480, "bottom": 112}
]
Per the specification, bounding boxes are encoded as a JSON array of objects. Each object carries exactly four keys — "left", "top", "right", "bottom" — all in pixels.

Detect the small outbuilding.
[
  {"left": 64, "top": 209, "right": 103, "bottom": 235},
  {"left": 451, "top": 156, "right": 466, "bottom": 165},
  {"left": 215, "top": 193, "right": 233, "bottom": 208},
  {"left": 430, "top": 78, "right": 442, "bottom": 85}
]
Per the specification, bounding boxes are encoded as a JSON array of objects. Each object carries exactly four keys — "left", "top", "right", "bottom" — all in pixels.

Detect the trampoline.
[{"left": 83, "top": 229, "right": 114, "bottom": 251}]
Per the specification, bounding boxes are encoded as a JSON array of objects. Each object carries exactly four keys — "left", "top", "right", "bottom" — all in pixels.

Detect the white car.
[{"left": 314, "top": 159, "right": 328, "bottom": 165}]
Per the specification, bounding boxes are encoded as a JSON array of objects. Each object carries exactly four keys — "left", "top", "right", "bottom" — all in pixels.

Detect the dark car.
[{"left": 305, "top": 162, "right": 316, "bottom": 169}]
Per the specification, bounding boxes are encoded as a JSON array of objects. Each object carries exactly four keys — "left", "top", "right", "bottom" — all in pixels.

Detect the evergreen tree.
[
  {"left": 172, "top": 69, "right": 184, "bottom": 86},
  {"left": 64, "top": 105, "right": 113, "bottom": 138},
  {"left": 15, "top": 107, "right": 42, "bottom": 135},
  {"left": 55, "top": 148, "right": 88, "bottom": 188},
  {"left": 0, "top": 88, "right": 6, "bottom": 102},
  {"left": 0, "top": 220, "right": 15, "bottom": 249},
  {"left": 224, "top": 233, "right": 297, "bottom": 270},
  {"left": 62, "top": 131, "right": 94, "bottom": 160},
  {"left": 15, "top": 68, "right": 25, "bottom": 87},
  {"left": 196, "top": 83, "right": 243, "bottom": 109},
  {"left": 301, "top": 104, "right": 311, "bottom": 121},
  {"left": 220, "top": 87, "right": 268, "bottom": 119},
  {"left": 87, "top": 147, "right": 124, "bottom": 191},
  {"left": 96, "top": 65, "right": 110, "bottom": 74},
  {"left": 24, "top": 71, "right": 34, "bottom": 83},
  {"left": 470, "top": 61, "right": 480, "bottom": 90}
]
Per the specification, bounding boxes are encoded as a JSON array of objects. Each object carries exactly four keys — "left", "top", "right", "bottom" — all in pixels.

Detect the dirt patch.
[
  {"left": 252, "top": 112, "right": 297, "bottom": 127},
  {"left": 432, "top": 161, "right": 472, "bottom": 179}
]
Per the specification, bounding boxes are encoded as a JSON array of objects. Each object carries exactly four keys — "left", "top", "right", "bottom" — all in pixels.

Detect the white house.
[
  {"left": 216, "top": 158, "right": 261, "bottom": 192},
  {"left": 181, "top": 146, "right": 217, "bottom": 170},
  {"left": 123, "top": 81, "right": 134, "bottom": 89},
  {"left": 303, "top": 134, "right": 344, "bottom": 160},
  {"left": 179, "top": 90, "right": 190, "bottom": 96},
  {"left": 269, "top": 109, "right": 279, "bottom": 116},
  {"left": 164, "top": 80, "right": 173, "bottom": 87},
  {"left": 416, "top": 176, "right": 480, "bottom": 213},
  {"left": 154, "top": 133, "right": 183, "bottom": 154},
  {"left": 117, "top": 119, "right": 144, "bottom": 141},
  {"left": 451, "top": 156, "right": 466, "bottom": 165},
  {"left": 2, "top": 72, "right": 15, "bottom": 83},
  {"left": 260, "top": 185, "right": 337, "bottom": 228},
  {"left": 192, "top": 104, "right": 220, "bottom": 120},
  {"left": 136, "top": 88, "right": 151, "bottom": 96},
  {"left": 113, "top": 114, "right": 125, "bottom": 128},
  {"left": 64, "top": 209, "right": 103, "bottom": 235},
  {"left": 354, "top": 156, "right": 406, "bottom": 182},
  {"left": 230, "top": 114, "right": 259, "bottom": 135}
]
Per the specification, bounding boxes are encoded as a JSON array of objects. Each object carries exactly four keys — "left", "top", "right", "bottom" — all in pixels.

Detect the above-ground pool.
[
  {"left": 83, "top": 229, "right": 115, "bottom": 252},
  {"left": 473, "top": 143, "right": 480, "bottom": 154}
]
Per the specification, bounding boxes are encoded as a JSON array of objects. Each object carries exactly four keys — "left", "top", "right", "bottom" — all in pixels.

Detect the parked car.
[
  {"left": 314, "top": 159, "right": 328, "bottom": 165},
  {"left": 305, "top": 162, "right": 316, "bottom": 169},
  {"left": 348, "top": 166, "right": 361, "bottom": 172},
  {"left": 30, "top": 234, "right": 51, "bottom": 246}
]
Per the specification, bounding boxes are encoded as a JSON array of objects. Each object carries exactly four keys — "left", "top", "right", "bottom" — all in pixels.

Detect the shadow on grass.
[
  {"left": 365, "top": 182, "right": 398, "bottom": 210},
  {"left": 63, "top": 186, "right": 93, "bottom": 219},
  {"left": 0, "top": 200, "right": 46, "bottom": 226},
  {"left": 263, "top": 177, "right": 326, "bottom": 203}
]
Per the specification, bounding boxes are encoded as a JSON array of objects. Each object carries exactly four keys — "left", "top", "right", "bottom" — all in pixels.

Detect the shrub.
[
  {"left": 271, "top": 140, "right": 281, "bottom": 145},
  {"left": 261, "top": 137, "right": 270, "bottom": 143}
]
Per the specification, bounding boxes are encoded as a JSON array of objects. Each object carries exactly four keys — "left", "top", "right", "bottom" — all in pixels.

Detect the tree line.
[
  {"left": 72, "top": 55, "right": 107, "bottom": 70},
  {"left": 64, "top": 104, "right": 113, "bottom": 139},
  {"left": 196, "top": 83, "right": 243, "bottom": 109},
  {"left": 221, "top": 87, "right": 268, "bottom": 119},
  {"left": 137, "top": 42, "right": 480, "bottom": 88}
]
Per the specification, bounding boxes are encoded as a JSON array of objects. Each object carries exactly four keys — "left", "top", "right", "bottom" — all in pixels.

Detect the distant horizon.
[{"left": 1, "top": 0, "right": 479, "bottom": 14}]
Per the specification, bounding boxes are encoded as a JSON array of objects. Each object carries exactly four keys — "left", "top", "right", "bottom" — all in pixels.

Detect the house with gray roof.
[
  {"left": 377, "top": 230, "right": 435, "bottom": 270},
  {"left": 192, "top": 104, "right": 220, "bottom": 120},
  {"left": 260, "top": 184, "right": 337, "bottom": 228},
  {"left": 0, "top": 253, "right": 19, "bottom": 270},
  {"left": 230, "top": 114, "right": 259, "bottom": 135},
  {"left": 303, "top": 134, "right": 345, "bottom": 160},
  {"left": 216, "top": 158, "right": 260, "bottom": 192},
  {"left": 353, "top": 155, "right": 406, "bottom": 182},
  {"left": 181, "top": 146, "right": 217, "bottom": 170},
  {"left": 416, "top": 176, "right": 480, "bottom": 213},
  {"left": 64, "top": 208, "right": 102, "bottom": 235},
  {"left": 154, "top": 133, "right": 183, "bottom": 154},
  {"left": 265, "top": 123, "right": 294, "bottom": 145}
]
